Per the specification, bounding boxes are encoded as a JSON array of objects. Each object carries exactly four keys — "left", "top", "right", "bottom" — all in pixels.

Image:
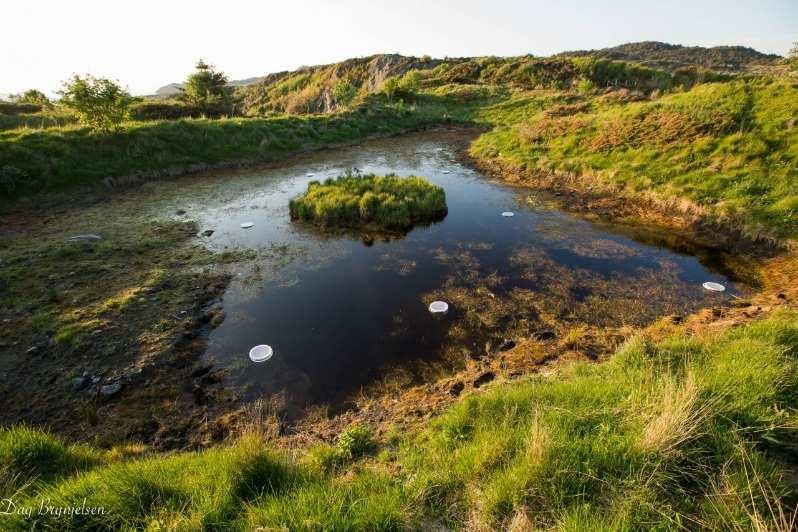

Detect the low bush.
[
  {"left": 0, "top": 102, "right": 42, "bottom": 115},
  {"left": 129, "top": 99, "right": 201, "bottom": 120}
]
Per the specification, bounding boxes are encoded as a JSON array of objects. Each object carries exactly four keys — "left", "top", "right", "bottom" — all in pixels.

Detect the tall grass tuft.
[{"left": 289, "top": 172, "right": 447, "bottom": 231}]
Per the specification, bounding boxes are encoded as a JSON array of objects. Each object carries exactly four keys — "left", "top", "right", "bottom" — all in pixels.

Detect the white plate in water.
[
  {"left": 249, "top": 344, "right": 273, "bottom": 363},
  {"left": 429, "top": 301, "right": 449, "bottom": 314},
  {"left": 501, "top": 211, "right": 515, "bottom": 217},
  {"left": 240, "top": 222, "right": 254, "bottom": 229},
  {"left": 702, "top": 281, "right": 726, "bottom": 292}
]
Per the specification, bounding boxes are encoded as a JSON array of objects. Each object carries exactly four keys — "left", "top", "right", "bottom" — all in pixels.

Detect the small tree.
[
  {"left": 333, "top": 80, "right": 357, "bottom": 108},
  {"left": 59, "top": 75, "right": 134, "bottom": 132},
  {"left": 789, "top": 42, "right": 798, "bottom": 71},
  {"left": 181, "top": 59, "right": 231, "bottom": 112}
]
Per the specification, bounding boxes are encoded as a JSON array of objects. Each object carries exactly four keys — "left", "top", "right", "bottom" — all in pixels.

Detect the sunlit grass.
[
  {"left": 2, "top": 310, "right": 796, "bottom": 529},
  {"left": 289, "top": 172, "right": 447, "bottom": 231},
  {"left": 470, "top": 78, "right": 798, "bottom": 238}
]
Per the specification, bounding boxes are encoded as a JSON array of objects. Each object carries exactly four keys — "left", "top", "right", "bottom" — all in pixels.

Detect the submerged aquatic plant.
[{"left": 289, "top": 171, "right": 447, "bottom": 231}]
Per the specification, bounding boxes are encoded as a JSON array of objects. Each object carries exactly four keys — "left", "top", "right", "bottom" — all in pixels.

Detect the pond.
[{"left": 175, "top": 130, "right": 742, "bottom": 409}]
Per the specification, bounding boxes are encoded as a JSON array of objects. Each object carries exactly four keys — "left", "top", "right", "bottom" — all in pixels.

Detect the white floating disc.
[
  {"left": 501, "top": 211, "right": 515, "bottom": 217},
  {"left": 240, "top": 222, "right": 254, "bottom": 229},
  {"left": 306, "top": 172, "right": 315, "bottom": 177},
  {"left": 249, "top": 344, "right": 273, "bottom": 363},
  {"left": 702, "top": 281, "right": 726, "bottom": 292},
  {"left": 429, "top": 301, "right": 449, "bottom": 314}
]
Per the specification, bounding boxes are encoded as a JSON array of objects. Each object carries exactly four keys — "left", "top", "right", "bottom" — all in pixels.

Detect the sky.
[{"left": 2, "top": 0, "right": 796, "bottom": 96}]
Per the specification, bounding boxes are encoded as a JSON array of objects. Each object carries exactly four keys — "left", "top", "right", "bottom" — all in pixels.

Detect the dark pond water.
[{"left": 184, "top": 130, "right": 742, "bottom": 408}]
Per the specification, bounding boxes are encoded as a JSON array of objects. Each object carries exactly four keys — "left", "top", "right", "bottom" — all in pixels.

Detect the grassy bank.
[
  {"left": 2, "top": 310, "right": 796, "bottom": 530},
  {"left": 4, "top": 77, "right": 796, "bottom": 242},
  {"left": 470, "top": 78, "right": 798, "bottom": 240},
  {"left": 0, "top": 92, "right": 495, "bottom": 201}
]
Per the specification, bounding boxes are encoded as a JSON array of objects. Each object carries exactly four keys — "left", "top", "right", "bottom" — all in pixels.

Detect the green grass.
[
  {"left": 470, "top": 78, "right": 798, "bottom": 239},
  {"left": 2, "top": 310, "right": 796, "bottom": 530},
  {"left": 0, "top": 93, "right": 489, "bottom": 201},
  {"left": 289, "top": 172, "right": 447, "bottom": 231}
]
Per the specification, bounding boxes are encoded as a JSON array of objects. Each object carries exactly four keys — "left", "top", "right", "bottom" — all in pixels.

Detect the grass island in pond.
[{"left": 289, "top": 172, "right": 447, "bottom": 232}]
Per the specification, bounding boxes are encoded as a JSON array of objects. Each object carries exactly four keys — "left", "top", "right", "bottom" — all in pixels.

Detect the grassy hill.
[
  {"left": 469, "top": 78, "right": 798, "bottom": 240},
  {"left": 559, "top": 41, "right": 782, "bottom": 72}
]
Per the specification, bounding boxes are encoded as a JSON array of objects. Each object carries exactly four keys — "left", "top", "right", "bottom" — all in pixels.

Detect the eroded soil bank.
[{"left": 0, "top": 128, "right": 789, "bottom": 450}]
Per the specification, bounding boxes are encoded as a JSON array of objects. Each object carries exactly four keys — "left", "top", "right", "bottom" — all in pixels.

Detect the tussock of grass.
[
  {"left": 0, "top": 426, "right": 102, "bottom": 498},
  {"left": 2, "top": 311, "right": 796, "bottom": 530},
  {"left": 289, "top": 172, "right": 447, "bottom": 231}
]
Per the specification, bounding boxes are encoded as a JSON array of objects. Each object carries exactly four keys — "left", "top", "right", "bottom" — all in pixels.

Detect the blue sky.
[{"left": 2, "top": 0, "right": 796, "bottom": 95}]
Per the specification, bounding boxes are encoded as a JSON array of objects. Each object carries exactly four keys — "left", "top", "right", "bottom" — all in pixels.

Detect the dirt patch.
[{"left": 0, "top": 213, "right": 243, "bottom": 449}]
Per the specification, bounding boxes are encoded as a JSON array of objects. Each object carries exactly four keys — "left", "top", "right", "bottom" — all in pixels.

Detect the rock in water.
[
  {"left": 100, "top": 382, "right": 122, "bottom": 396},
  {"left": 71, "top": 376, "right": 89, "bottom": 391}
]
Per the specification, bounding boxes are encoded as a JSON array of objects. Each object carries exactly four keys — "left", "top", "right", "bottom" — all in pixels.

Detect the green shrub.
[
  {"left": 289, "top": 172, "right": 447, "bottom": 231},
  {"left": 58, "top": 75, "right": 134, "bottom": 132},
  {"left": 0, "top": 102, "right": 41, "bottom": 115},
  {"left": 336, "top": 425, "right": 374, "bottom": 459},
  {"left": 129, "top": 99, "right": 199, "bottom": 120},
  {"left": 575, "top": 78, "right": 596, "bottom": 95},
  {"left": 382, "top": 76, "right": 401, "bottom": 100},
  {"left": 333, "top": 80, "right": 358, "bottom": 108},
  {"left": 306, "top": 425, "right": 376, "bottom": 473},
  {"left": 15, "top": 89, "right": 50, "bottom": 107}
]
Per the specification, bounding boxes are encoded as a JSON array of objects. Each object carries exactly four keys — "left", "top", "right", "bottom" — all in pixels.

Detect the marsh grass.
[
  {"left": 289, "top": 172, "right": 447, "bottom": 231},
  {"left": 2, "top": 311, "right": 796, "bottom": 530}
]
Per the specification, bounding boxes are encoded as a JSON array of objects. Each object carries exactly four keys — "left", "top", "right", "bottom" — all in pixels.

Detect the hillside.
[
  {"left": 560, "top": 41, "right": 782, "bottom": 72},
  {"left": 237, "top": 54, "right": 441, "bottom": 114},
  {"left": 233, "top": 51, "right": 717, "bottom": 117},
  {"left": 149, "top": 41, "right": 773, "bottom": 114}
]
